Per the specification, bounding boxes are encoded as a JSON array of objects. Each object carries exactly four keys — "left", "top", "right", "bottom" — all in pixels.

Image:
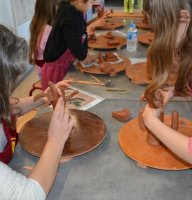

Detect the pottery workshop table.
[
  {"left": 10, "top": 100, "right": 192, "bottom": 200},
  {"left": 10, "top": 17, "right": 192, "bottom": 200}
]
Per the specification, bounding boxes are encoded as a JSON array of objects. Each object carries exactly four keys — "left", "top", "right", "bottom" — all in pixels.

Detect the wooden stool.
[{"left": 29, "top": 80, "right": 42, "bottom": 96}]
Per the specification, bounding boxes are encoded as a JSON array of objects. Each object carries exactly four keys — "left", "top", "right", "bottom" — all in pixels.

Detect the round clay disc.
[
  {"left": 96, "top": 20, "right": 124, "bottom": 30},
  {"left": 108, "top": 11, "right": 144, "bottom": 18},
  {"left": 138, "top": 32, "right": 154, "bottom": 45},
  {"left": 88, "top": 35, "right": 126, "bottom": 50},
  {"left": 136, "top": 21, "right": 151, "bottom": 30},
  {"left": 19, "top": 109, "right": 106, "bottom": 159},
  {"left": 119, "top": 116, "right": 192, "bottom": 170},
  {"left": 78, "top": 58, "right": 131, "bottom": 75},
  {"left": 126, "top": 62, "right": 151, "bottom": 85}
]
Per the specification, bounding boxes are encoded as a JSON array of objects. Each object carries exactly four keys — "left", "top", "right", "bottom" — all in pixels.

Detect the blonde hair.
[{"left": 144, "top": 0, "right": 192, "bottom": 106}]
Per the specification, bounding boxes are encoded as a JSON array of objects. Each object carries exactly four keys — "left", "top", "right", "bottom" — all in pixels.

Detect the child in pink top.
[
  {"left": 29, "top": 0, "right": 59, "bottom": 79},
  {"left": 142, "top": 0, "right": 192, "bottom": 164},
  {"left": 35, "top": 25, "right": 52, "bottom": 78}
]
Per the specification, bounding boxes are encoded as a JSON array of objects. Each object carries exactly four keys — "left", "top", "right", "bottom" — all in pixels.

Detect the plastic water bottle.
[
  {"left": 127, "top": 23, "right": 138, "bottom": 52},
  {"left": 128, "top": 0, "right": 134, "bottom": 13}
]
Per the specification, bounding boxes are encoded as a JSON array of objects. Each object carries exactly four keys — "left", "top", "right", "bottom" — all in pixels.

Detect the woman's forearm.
[
  {"left": 28, "top": 140, "right": 65, "bottom": 195},
  {"left": 147, "top": 117, "right": 192, "bottom": 164},
  {"left": 11, "top": 96, "right": 46, "bottom": 116}
]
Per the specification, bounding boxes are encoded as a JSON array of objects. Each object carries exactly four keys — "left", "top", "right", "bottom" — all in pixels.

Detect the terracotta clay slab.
[
  {"left": 96, "top": 20, "right": 124, "bottom": 30},
  {"left": 138, "top": 32, "right": 154, "bottom": 45},
  {"left": 119, "top": 116, "right": 192, "bottom": 170},
  {"left": 77, "top": 57, "right": 131, "bottom": 75},
  {"left": 136, "top": 21, "right": 151, "bottom": 30},
  {"left": 19, "top": 109, "right": 106, "bottom": 159},
  {"left": 108, "top": 11, "right": 144, "bottom": 18},
  {"left": 88, "top": 35, "right": 127, "bottom": 50},
  {"left": 126, "top": 62, "right": 150, "bottom": 85}
]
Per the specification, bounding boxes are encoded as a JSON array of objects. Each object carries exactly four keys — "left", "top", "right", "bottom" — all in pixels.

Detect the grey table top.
[{"left": 9, "top": 17, "right": 192, "bottom": 200}]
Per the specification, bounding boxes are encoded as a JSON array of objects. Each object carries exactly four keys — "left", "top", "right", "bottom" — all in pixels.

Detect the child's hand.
[
  {"left": 160, "top": 86, "right": 175, "bottom": 106},
  {"left": 142, "top": 104, "right": 163, "bottom": 127},
  {"left": 92, "top": 17, "right": 107, "bottom": 28},
  {"left": 47, "top": 97, "right": 74, "bottom": 145}
]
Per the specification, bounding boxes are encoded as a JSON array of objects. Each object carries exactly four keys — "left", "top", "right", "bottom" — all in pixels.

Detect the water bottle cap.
[{"left": 129, "top": 23, "right": 136, "bottom": 28}]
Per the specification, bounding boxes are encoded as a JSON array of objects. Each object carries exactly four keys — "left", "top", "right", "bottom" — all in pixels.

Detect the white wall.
[
  {"left": 0, "top": 0, "right": 32, "bottom": 41},
  {"left": 0, "top": 0, "right": 33, "bottom": 82},
  {"left": 0, "top": 0, "right": 15, "bottom": 31}
]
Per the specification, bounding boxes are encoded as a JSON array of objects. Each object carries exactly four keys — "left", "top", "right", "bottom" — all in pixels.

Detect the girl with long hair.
[
  {"left": 29, "top": 0, "right": 60, "bottom": 79},
  {"left": 142, "top": 0, "right": 192, "bottom": 164},
  {"left": 0, "top": 24, "right": 74, "bottom": 199},
  {"left": 42, "top": 0, "right": 91, "bottom": 90}
]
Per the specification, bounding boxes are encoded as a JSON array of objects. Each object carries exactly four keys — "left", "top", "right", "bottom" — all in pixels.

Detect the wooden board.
[
  {"left": 126, "top": 62, "right": 151, "bottom": 85},
  {"left": 136, "top": 21, "right": 151, "bottom": 30},
  {"left": 138, "top": 32, "right": 154, "bottom": 45},
  {"left": 19, "top": 109, "right": 106, "bottom": 159},
  {"left": 119, "top": 116, "right": 192, "bottom": 170},
  {"left": 88, "top": 35, "right": 127, "bottom": 50},
  {"left": 96, "top": 20, "right": 124, "bottom": 30},
  {"left": 78, "top": 57, "right": 131, "bottom": 75},
  {"left": 108, "top": 11, "right": 144, "bottom": 18}
]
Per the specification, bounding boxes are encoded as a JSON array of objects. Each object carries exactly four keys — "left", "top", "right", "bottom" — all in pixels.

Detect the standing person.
[
  {"left": 29, "top": 0, "right": 60, "bottom": 79},
  {"left": 0, "top": 24, "right": 74, "bottom": 199},
  {"left": 42, "top": 0, "right": 91, "bottom": 90},
  {"left": 142, "top": 0, "right": 192, "bottom": 164}
]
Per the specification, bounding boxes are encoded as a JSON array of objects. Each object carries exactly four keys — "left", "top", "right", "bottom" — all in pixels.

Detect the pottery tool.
[
  {"left": 106, "top": 88, "right": 129, "bottom": 92},
  {"left": 73, "top": 79, "right": 113, "bottom": 87},
  {"left": 89, "top": 74, "right": 102, "bottom": 83}
]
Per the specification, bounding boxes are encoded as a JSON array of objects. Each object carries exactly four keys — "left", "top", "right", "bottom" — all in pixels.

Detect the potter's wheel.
[
  {"left": 119, "top": 116, "right": 192, "bottom": 170},
  {"left": 19, "top": 109, "right": 106, "bottom": 159},
  {"left": 77, "top": 57, "right": 131, "bottom": 75},
  {"left": 126, "top": 62, "right": 150, "bottom": 85},
  {"left": 138, "top": 32, "right": 154, "bottom": 45}
]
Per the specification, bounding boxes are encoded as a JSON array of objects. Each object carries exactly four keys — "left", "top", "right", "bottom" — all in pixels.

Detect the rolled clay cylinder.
[
  {"left": 112, "top": 109, "right": 131, "bottom": 122},
  {"left": 146, "top": 130, "right": 161, "bottom": 146},
  {"left": 171, "top": 110, "right": 179, "bottom": 131},
  {"left": 138, "top": 109, "right": 146, "bottom": 131},
  {"left": 146, "top": 112, "right": 164, "bottom": 146}
]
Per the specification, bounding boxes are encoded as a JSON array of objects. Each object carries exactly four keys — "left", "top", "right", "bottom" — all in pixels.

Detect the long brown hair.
[
  {"left": 144, "top": 0, "right": 192, "bottom": 107},
  {"left": 0, "top": 25, "right": 28, "bottom": 122},
  {"left": 29, "top": 0, "right": 59, "bottom": 64}
]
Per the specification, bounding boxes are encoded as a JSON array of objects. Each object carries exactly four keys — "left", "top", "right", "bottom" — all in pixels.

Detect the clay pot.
[
  {"left": 99, "top": 62, "right": 114, "bottom": 73},
  {"left": 104, "top": 52, "right": 118, "bottom": 62}
]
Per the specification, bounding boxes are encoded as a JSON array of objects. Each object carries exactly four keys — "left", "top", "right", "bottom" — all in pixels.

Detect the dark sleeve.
[{"left": 62, "top": 10, "right": 88, "bottom": 61}]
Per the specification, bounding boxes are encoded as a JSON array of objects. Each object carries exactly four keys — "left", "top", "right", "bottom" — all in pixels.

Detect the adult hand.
[
  {"left": 47, "top": 97, "right": 74, "bottom": 146},
  {"left": 39, "top": 80, "right": 72, "bottom": 105}
]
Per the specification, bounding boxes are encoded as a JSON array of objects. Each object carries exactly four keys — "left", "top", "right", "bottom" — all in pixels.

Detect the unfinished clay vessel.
[
  {"left": 104, "top": 52, "right": 118, "bottom": 62},
  {"left": 104, "top": 31, "right": 114, "bottom": 39},
  {"left": 112, "top": 109, "right": 131, "bottom": 122},
  {"left": 99, "top": 62, "right": 114, "bottom": 73}
]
